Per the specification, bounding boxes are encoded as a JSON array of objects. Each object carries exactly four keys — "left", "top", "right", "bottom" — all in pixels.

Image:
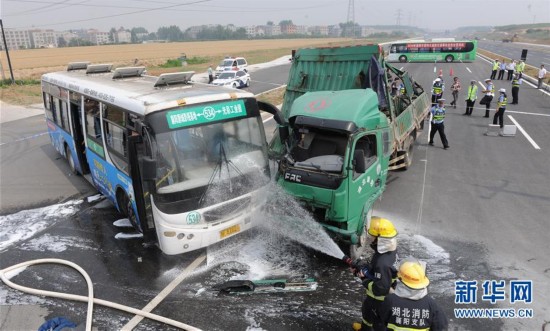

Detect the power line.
[{"left": 7, "top": 0, "right": 88, "bottom": 17}]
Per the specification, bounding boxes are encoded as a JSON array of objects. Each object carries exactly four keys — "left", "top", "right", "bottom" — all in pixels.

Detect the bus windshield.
[{"left": 153, "top": 116, "right": 269, "bottom": 208}]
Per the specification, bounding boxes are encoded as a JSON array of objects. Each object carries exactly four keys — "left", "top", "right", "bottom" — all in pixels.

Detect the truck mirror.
[
  {"left": 257, "top": 101, "right": 285, "bottom": 125},
  {"left": 279, "top": 126, "right": 289, "bottom": 143},
  {"left": 353, "top": 149, "right": 366, "bottom": 173},
  {"left": 141, "top": 157, "right": 157, "bottom": 181}
]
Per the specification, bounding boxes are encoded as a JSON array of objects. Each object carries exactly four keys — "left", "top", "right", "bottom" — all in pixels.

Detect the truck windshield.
[{"left": 153, "top": 117, "right": 269, "bottom": 208}]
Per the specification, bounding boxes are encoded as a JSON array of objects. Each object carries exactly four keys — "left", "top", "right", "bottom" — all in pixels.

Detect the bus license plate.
[{"left": 220, "top": 224, "right": 240, "bottom": 239}]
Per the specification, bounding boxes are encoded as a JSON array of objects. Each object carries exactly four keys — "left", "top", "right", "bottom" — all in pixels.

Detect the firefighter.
[
  {"left": 352, "top": 217, "right": 398, "bottom": 331},
  {"left": 379, "top": 259, "right": 448, "bottom": 331},
  {"left": 431, "top": 78, "right": 443, "bottom": 106}
]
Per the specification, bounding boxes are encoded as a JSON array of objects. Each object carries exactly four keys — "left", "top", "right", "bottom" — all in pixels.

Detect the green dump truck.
[{"left": 269, "top": 44, "right": 430, "bottom": 258}]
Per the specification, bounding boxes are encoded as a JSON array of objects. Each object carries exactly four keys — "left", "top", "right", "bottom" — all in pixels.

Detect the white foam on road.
[
  {"left": 113, "top": 218, "right": 133, "bottom": 228},
  {"left": 19, "top": 234, "right": 97, "bottom": 252},
  {"left": 114, "top": 232, "right": 143, "bottom": 240},
  {"left": 0, "top": 200, "right": 81, "bottom": 252}
]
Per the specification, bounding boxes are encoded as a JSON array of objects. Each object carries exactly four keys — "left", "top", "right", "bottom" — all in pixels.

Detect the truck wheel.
[
  {"left": 445, "top": 55, "right": 454, "bottom": 63},
  {"left": 349, "top": 229, "right": 368, "bottom": 260},
  {"left": 232, "top": 82, "right": 238, "bottom": 89},
  {"left": 65, "top": 145, "right": 78, "bottom": 175},
  {"left": 399, "top": 55, "right": 407, "bottom": 63}
]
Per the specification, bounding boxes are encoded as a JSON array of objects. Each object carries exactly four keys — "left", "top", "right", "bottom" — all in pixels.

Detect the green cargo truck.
[{"left": 269, "top": 44, "right": 430, "bottom": 258}]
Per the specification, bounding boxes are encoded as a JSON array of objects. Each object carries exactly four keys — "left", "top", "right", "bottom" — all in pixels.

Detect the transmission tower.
[
  {"left": 396, "top": 9, "right": 402, "bottom": 27},
  {"left": 347, "top": 0, "right": 355, "bottom": 37}
]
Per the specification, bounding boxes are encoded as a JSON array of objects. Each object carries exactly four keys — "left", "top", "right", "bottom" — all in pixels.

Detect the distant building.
[
  {"left": 281, "top": 24, "right": 296, "bottom": 35},
  {"left": 226, "top": 24, "right": 237, "bottom": 32},
  {"left": 328, "top": 25, "right": 341, "bottom": 37},
  {"left": 0, "top": 29, "right": 32, "bottom": 50},
  {"left": 265, "top": 24, "right": 281, "bottom": 36},
  {"left": 360, "top": 26, "right": 374, "bottom": 37},
  {"left": 115, "top": 28, "right": 131, "bottom": 43},
  {"left": 295, "top": 25, "right": 308, "bottom": 35},
  {"left": 29, "top": 30, "right": 58, "bottom": 48},
  {"left": 309, "top": 26, "right": 329, "bottom": 36},
  {"left": 245, "top": 26, "right": 257, "bottom": 37},
  {"left": 87, "top": 29, "right": 110, "bottom": 45}
]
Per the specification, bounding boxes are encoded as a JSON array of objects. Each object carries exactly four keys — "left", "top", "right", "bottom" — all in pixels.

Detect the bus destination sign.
[{"left": 166, "top": 99, "right": 246, "bottom": 129}]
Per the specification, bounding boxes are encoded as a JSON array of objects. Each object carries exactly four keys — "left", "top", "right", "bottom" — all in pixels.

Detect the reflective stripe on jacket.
[
  {"left": 431, "top": 106, "right": 446, "bottom": 124},
  {"left": 466, "top": 85, "right": 478, "bottom": 100},
  {"left": 498, "top": 96, "right": 507, "bottom": 108}
]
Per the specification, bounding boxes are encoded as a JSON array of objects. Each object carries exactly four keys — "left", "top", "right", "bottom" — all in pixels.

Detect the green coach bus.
[{"left": 387, "top": 40, "right": 477, "bottom": 63}]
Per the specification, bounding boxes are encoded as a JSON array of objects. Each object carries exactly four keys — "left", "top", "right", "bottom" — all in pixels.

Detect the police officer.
[
  {"left": 379, "top": 259, "right": 449, "bottom": 331},
  {"left": 490, "top": 59, "right": 499, "bottom": 80},
  {"left": 431, "top": 78, "right": 443, "bottom": 106},
  {"left": 463, "top": 79, "right": 478, "bottom": 116},
  {"left": 493, "top": 88, "right": 507, "bottom": 128},
  {"left": 352, "top": 217, "right": 398, "bottom": 331},
  {"left": 510, "top": 74, "right": 521, "bottom": 104},
  {"left": 429, "top": 99, "right": 449, "bottom": 150},
  {"left": 481, "top": 78, "right": 494, "bottom": 118}
]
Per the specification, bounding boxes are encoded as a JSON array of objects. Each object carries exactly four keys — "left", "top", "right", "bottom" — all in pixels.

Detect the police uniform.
[
  {"left": 431, "top": 80, "right": 443, "bottom": 106},
  {"left": 493, "top": 90, "right": 507, "bottom": 128},
  {"left": 379, "top": 291, "right": 448, "bottom": 331},
  {"left": 511, "top": 76, "right": 520, "bottom": 104},
  {"left": 429, "top": 100, "right": 449, "bottom": 149},
  {"left": 464, "top": 81, "right": 478, "bottom": 116},
  {"left": 490, "top": 60, "right": 499, "bottom": 80}
]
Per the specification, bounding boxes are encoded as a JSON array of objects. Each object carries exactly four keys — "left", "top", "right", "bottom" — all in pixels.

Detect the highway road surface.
[{"left": 1, "top": 54, "right": 549, "bottom": 330}]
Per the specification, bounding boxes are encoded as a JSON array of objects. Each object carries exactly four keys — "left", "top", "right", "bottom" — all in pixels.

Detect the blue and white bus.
[{"left": 42, "top": 63, "right": 282, "bottom": 255}]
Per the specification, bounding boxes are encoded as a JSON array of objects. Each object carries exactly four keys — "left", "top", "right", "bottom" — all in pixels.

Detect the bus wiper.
[{"left": 199, "top": 143, "right": 244, "bottom": 207}]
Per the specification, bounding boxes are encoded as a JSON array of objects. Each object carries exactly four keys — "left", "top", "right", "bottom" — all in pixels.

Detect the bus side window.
[
  {"left": 102, "top": 104, "right": 129, "bottom": 173},
  {"left": 60, "top": 100, "right": 70, "bottom": 131},
  {"left": 44, "top": 93, "right": 55, "bottom": 121},
  {"left": 52, "top": 98, "right": 62, "bottom": 127},
  {"left": 85, "top": 99, "right": 101, "bottom": 139}
]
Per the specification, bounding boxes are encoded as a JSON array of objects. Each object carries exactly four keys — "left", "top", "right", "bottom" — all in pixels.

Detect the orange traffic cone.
[{"left": 450, "top": 67, "right": 454, "bottom": 76}]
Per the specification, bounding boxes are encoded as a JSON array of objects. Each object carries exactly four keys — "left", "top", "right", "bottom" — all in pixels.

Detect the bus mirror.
[
  {"left": 353, "top": 149, "right": 366, "bottom": 173},
  {"left": 141, "top": 157, "right": 157, "bottom": 181},
  {"left": 257, "top": 101, "right": 285, "bottom": 125}
]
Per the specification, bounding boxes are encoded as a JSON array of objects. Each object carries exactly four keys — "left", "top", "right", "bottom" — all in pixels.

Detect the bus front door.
[{"left": 70, "top": 100, "right": 90, "bottom": 174}]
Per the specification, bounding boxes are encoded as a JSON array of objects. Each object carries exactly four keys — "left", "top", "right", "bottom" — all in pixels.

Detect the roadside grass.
[{"left": 256, "top": 86, "right": 286, "bottom": 106}]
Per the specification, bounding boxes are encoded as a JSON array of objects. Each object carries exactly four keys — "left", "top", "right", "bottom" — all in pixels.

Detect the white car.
[
  {"left": 211, "top": 70, "right": 250, "bottom": 89},
  {"left": 215, "top": 57, "right": 248, "bottom": 77}
]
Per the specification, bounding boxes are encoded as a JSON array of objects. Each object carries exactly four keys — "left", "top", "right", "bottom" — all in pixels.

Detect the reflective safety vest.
[
  {"left": 400, "top": 84, "right": 406, "bottom": 95},
  {"left": 498, "top": 96, "right": 507, "bottom": 108},
  {"left": 432, "top": 83, "right": 442, "bottom": 95},
  {"left": 431, "top": 106, "right": 446, "bottom": 123},
  {"left": 387, "top": 324, "right": 430, "bottom": 331},
  {"left": 486, "top": 83, "right": 495, "bottom": 96},
  {"left": 466, "top": 85, "right": 478, "bottom": 100},
  {"left": 512, "top": 79, "right": 520, "bottom": 87},
  {"left": 518, "top": 62, "right": 525, "bottom": 72},
  {"left": 492, "top": 61, "right": 499, "bottom": 70}
]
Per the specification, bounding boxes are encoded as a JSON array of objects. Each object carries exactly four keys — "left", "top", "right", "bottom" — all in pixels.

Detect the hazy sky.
[{"left": 1, "top": 0, "right": 549, "bottom": 32}]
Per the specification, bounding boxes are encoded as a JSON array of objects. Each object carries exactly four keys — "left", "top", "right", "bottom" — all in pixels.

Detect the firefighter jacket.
[
  {"left": 362, "top": 240, "right": 397, "bottom": 301},
  {"left": 379, "top": 282, "right": 449, "bottom": 331}
]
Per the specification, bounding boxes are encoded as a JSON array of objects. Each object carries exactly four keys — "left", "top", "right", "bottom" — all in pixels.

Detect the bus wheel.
[
  {"left": 399, "top": 55, "right": 407, "bottom": 63},
  {"left": 65, "top": 145, "right": 77, "bottom": 175},
  {"left": 233, "top": 82, "right": 238, "bottom": 89},
  {"left": 445, "top": 55, "right": 454, "bottom": 63}
]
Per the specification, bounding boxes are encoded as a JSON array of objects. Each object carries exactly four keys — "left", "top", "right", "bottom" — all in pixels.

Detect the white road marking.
[
  {"left": 507, "top": 110, "right": 550, "bottom": 117},
  {"left": 507, "top": 115, "right": 540, "bottom": 150},
  {"left": 466, "top": 67, "right": 472, "bottom": 73},
  {"left": 399, "top": 66, "right": 404, "bottom": 71},
  {"left": 121, "top": 253, "right": 207, "bottom": 330}
]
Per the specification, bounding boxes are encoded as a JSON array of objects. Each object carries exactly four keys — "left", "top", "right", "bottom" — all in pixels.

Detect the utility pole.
[
  {"left": 347, "top": 0, "right": 356, "bottom": 37},
  {"left": 396, "top": 9, "right": 402, "bottom": 27},
  {"left": 0, "top": 19, "right": 15, "bottom": 84}
]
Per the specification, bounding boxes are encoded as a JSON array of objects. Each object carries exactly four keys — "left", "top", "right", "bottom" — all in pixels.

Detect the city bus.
[
  {"left": 41, "top": 62, "right": 283, "bottom": 255},
  {"left": 387, "top": 40, "right": 477, "bottom": 63}
]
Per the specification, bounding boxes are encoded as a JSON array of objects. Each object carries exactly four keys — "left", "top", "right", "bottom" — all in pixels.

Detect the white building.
[
  {"left": 295, "top": 25, "right": 309, "bottom": 35},
  {"left": 0, "top": 29, "right": 32, "bottom": 50},
  {"left": 116, "top": 29, "right": 132, "bottom": 43},
  {"left": 309, "top": 26, "right": 329, "bottom": 36},
  {"left": 87, "top": 30, "right": 111, "bottom": 45},
  {"left": 29, "top": 30, "right": 58, "bottom": 48},
  {"left": 265, "top": 25, "right": 281, "bottom": 36},
  {"left": 245, "top": 26, "right": 257, "bottom": 37}
]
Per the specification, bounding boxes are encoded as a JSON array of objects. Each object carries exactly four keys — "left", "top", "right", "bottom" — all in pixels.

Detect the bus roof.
[{"left": 41, "top": 69, "right": 254, "bottom": 117}]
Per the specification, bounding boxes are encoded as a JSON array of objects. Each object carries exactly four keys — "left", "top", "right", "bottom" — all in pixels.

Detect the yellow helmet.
[
  {"left": 368, "top": 217, "right": 397, "bottom": 238},
  {"left": 398, "top": 259, "right": 430, "bottom": 289}
]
